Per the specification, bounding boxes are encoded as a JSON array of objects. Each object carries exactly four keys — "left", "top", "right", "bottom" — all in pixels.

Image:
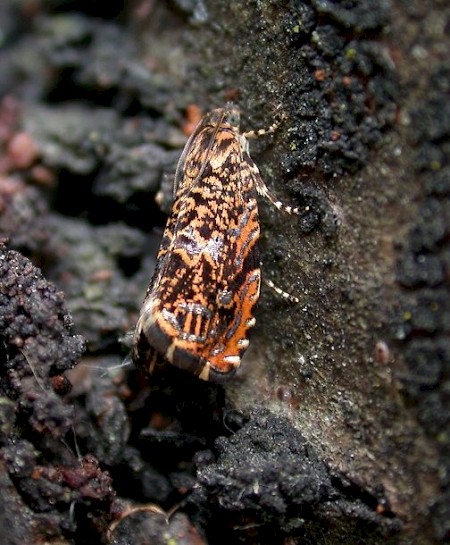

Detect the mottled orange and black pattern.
[{"left": 132, "top": 105, "right": 270, "bottom": 381}]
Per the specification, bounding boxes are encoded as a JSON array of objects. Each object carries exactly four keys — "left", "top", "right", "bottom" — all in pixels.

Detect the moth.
[{"left": 132, "top": 104, "right": 299, "bottom": 381}]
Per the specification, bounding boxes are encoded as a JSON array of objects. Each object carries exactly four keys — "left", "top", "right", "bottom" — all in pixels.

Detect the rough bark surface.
[{"left": 0, "top": 1, "right": 448, "bottom": 544}]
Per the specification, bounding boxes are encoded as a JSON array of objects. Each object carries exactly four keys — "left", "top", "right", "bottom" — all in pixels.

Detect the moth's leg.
[
  {"left": 254, "top": 175, "right": 306, "bottom": 216},
  {"left": 263, "top": 276, "right": 300, "bottom": 304},
  {"left": 242, "top": 106, "right": 286, "bottom": 139},
  {"left": 243, "top": 114, "right": 307, "bottom": 216},
  {"left": 242, "top": 121, "right": 280, "bottom": 139}
]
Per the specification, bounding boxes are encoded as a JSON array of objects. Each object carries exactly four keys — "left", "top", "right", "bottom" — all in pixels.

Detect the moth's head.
[
  {"left": 223, "top": 102, "right": 241, "bottom": 130},
  {"left": 205, "top": 103, "right": 241, "bottom": 132}
]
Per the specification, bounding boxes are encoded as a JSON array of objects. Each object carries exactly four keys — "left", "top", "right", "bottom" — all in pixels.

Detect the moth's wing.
[
  {"left": 205, "top": 220, "right": 260, "bottom": 381},
  {"left": 133, "top": 122, "right": 261, "bottom": 381},
  {"left": 132, "top": 122, "right": 216, "bottom": 374},
  {"left": 133, "top": 230, "right": 180, "bottom": 374},
  {"left": 158, "top": 144, "right": 261, "bottom": 380},
  {"left": 131, "top": 181, "right": 181, "bottom": 371}
]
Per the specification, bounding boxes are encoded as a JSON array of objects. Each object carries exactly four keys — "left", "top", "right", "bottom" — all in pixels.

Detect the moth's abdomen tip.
[{"left": 201, "top": 361, "right": 238, "bottom": 383}]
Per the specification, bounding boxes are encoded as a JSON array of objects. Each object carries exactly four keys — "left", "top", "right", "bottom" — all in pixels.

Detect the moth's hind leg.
[{"left": 263, "top": 277, "right": 300, "bottom": 304}]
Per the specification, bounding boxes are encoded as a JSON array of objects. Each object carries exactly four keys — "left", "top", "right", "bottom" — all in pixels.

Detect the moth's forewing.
[{"left": 133, "top": 105, "right": 262, "bottom": 381}]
